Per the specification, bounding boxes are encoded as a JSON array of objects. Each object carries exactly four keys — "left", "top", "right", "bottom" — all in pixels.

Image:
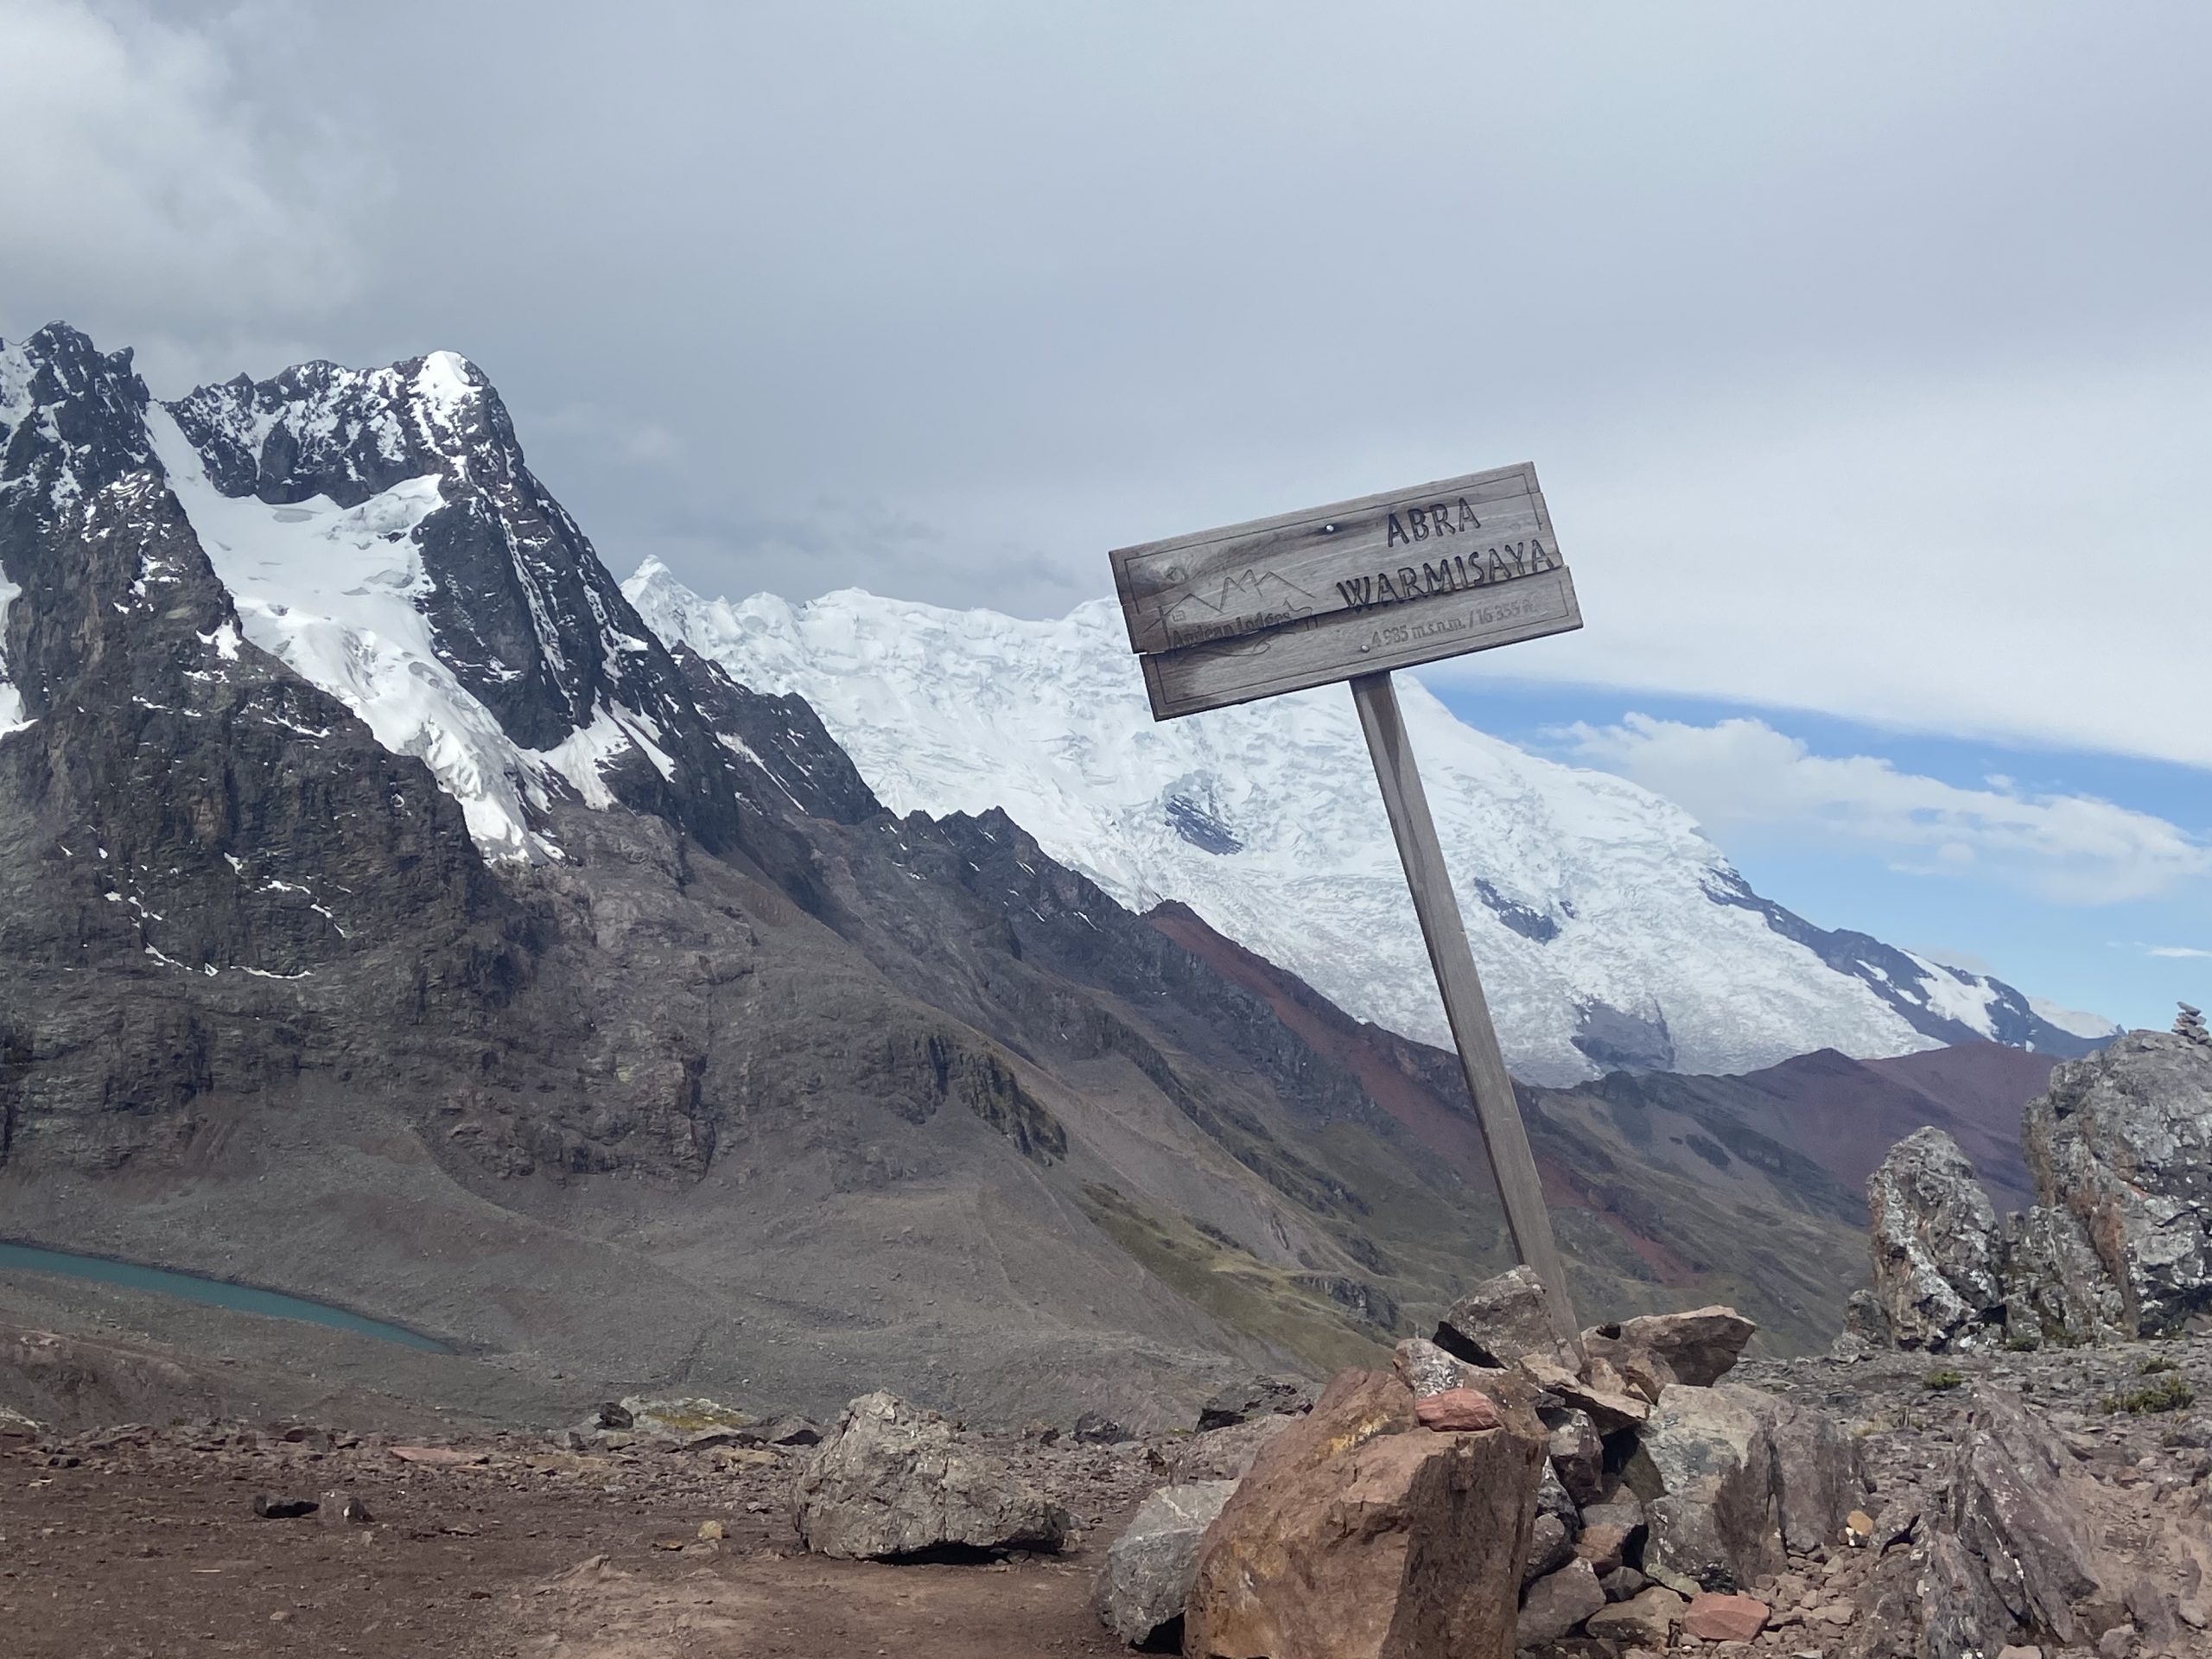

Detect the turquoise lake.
[{"left": 0, "top": 1241, "right": 453, "bottom": 1354}]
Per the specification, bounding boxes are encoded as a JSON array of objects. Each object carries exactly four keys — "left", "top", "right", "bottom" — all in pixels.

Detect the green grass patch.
[
  {"left": 1078, "top": 1183, "right": 1390, "bottom": 1376},
  {"left": 1923, "top": 1369, "right": 1965, "bottom": 1391},
  {"left": 2105, "top": 1376, "right": 2196, "bottom": 1415}
]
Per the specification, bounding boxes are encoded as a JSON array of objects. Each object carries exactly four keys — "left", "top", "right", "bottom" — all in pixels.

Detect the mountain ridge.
[
  {"left": 623, "top": 563, "right": 2108, "bottom": 1084},
  {"left": 0, "top": 321, "right": 2107, "bottom": 1428}
]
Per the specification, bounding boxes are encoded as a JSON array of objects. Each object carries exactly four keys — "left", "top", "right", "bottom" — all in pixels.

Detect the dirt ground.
[{"left": 0, "top": 1420, "right": 1154, "bottom": 1658}]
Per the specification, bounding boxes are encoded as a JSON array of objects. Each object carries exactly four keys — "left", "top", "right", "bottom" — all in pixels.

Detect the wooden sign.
[
  {"left": 1108, "top": 462, "right": 1587, "bottom": 1353},
  {"left": 1110, "top": 463, "right": 1581, "bottom": 721}
]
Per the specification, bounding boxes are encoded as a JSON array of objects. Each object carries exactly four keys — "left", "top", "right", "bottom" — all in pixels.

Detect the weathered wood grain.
[
  {"left": 1351, "top": 671, "right": 1585, "bottom": 1353},
  {"left": 1111, "top": 463, "right": 1553, "bottom": 656},
  {"left": 1139, "top": 564, "right": 1580, "bottom": 721}
]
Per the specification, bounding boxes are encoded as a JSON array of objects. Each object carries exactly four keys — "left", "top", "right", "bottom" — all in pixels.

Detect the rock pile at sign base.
[
  {"left": 791, "top": 1391, "right": 1070, "bottom": 1560},
  {"left": 1180, "top": 1366, "right": 1546, "bottom": 1659}
]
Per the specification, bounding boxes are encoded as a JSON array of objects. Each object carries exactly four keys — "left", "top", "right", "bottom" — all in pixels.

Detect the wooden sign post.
[{"left": 1109, "top": 462, "right": 1586, "bottom": 1351}]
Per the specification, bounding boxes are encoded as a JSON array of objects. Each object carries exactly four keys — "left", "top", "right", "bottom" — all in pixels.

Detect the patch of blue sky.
[{"left": 1417, "top": 671, "right": 2210, "bottom": 1035}]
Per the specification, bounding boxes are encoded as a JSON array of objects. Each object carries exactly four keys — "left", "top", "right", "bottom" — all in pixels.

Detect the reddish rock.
[
  {"left": 1681, "top": 1592, "right": 1770, "bottom": 1641},
  {"left": 1414, "top": 1387, "right": 1502, "bottom": 1432},
  {"left": 1184, "top": 1367, "right": 1547, "bottom": 1659}
]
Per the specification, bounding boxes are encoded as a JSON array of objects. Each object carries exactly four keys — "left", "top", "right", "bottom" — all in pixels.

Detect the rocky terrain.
[
  {"left": 6, "top": 320, "right": 2199, "bottom": 1656},
  {"left": 0, "top": 321, "right": 2090, "bottom": 1440},
  {"left": 4, "top": 1306, "right": 2205, "bottom": 1656}
]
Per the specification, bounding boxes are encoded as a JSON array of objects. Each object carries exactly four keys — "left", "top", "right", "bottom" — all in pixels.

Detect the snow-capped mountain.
[
  {"left": 143, "top": 347, "right": 750, "bottom": 860},
  {"left": 0, "top": 321, "right": 2107, "bottom": 1084},
  {"left": 624, "top": 567, "right": 2109, "bottom": 1083}
]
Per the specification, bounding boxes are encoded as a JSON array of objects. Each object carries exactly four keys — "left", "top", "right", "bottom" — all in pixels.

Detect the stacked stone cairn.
[
  {"left": 2179, "top": 1002, "right": 2209, "bottom": 1048},
  {"left": 1860, "top": 1029, "right": 2212, "bottom": 1351},
  {"left": 1096, "top": 1265, "right": 1870, "bottom": 1657}
]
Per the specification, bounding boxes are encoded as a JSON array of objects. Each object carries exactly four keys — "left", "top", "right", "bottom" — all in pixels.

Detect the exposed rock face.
[
  {"left": 1845, "top": 1380, "right": 2120, "bottom": 1656},
  {"left": 790, "top": 1393, "right": 1071, "bottom": 1560},
  {"left": 1999, "top": 1202, "right": 2126, "bottom": 1345},
  {"left": 1629, "top": 1382, "right": 1866, "bottom": 1592},
  {"left": 1631, "top": 1384, "right": 1784, "bottom": 1593},
  {"left": 1859, "top": 1031, "right": 2212, "bottom": 1351},
  {"left": 1182, "top": 1367, "right": 1546, "bottom": 1659},
  {"left": 1093, "top": 1479, "right": 1232, "bottom": 1647},
  {"left": 1948, "top": 1384, "right": 2102, "bottom": 1645},
  {"left": 1866, "top": 1128, "right": 2005, "bottom": 1351},
  {"left": 2024, "top": 1030, "right": 2212, "bottom": 1336}
]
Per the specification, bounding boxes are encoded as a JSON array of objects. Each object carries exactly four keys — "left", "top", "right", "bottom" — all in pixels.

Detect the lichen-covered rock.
[
  {"left": 2024, "top": 1031, "right": 2212, "bottom": 1337},
  {"left": 1094, "top": 1479, "right": 1233, "bottom": 1647},
  {"left": 1755, "top": 1389, "right": 1868, "bottom": 1555},
  {"left": 1867, "top": 1127, "right": 2005, "bottom": 1351},
  {"left": 1633, "top": 1384, "right": 1783, "bottom": 1594},
  {"left": 1392, "top": 1335, "right": 1495, "bottom": 1398},
  {"left": 791, "top": 1392, "right": 1070, "bottom": 1560},
  {"left": 1999, "top": 1203, "right": 2126, "bottom": 1345},
  {"left": 1183, "top": 1366, "right": 1545, "bottom": 1659},
  {"left": 1164, "top": 1413, "right": 1296, "bottom": 1484}
]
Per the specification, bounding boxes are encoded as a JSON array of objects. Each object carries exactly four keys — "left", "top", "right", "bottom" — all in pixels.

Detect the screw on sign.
[{"left": 1109, "top": 463, "right": 1586, "bottom": 1351}]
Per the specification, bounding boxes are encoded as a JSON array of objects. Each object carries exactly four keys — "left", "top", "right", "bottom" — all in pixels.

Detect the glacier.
[{"left": 624, "top": 562, "right": 2103, "bottom": 1083}]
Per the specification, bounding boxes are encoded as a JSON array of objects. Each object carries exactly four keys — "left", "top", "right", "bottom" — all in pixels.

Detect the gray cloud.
[{"left": 7, "top": 0, "right": 2209, "bottom": 761}]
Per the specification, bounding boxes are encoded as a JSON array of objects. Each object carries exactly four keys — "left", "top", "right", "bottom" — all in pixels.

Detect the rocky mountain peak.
[{"left": 164, "top": 348, "right": 507, "bottom": 510}]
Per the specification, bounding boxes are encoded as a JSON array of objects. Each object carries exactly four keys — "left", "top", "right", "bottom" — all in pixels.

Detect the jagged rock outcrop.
[
  {"left": 1861, "top": 1031, "right": 2212, "bottom": 1351},
  {"left": 2024, "top": 1030, "right": 2212, "bottom": 1336},
  {"left": 1866, "top": 1128, "right": 2005, "bottom": 1350},
  {"left": 790, "top": 1392, "right": 1070, "bottom": 1560},
  {"left": 1999, "top": 1201, "right": 2126, "bottom": 1344}
]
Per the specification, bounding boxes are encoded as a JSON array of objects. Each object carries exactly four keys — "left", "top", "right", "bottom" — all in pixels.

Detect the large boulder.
[
  {"left": 1867, "top": 1127, "right": 2005, "bottom": 1351},
  {"left": 2024, "top": 1030, "right": 2212, "bottom": 1336},
  {"left": 1183, "top": 1367, "right": 1547, "bottom": 1659},
  {"left": 791, "top": 1392, "right": 1071, "bottom": 1560},
  {"left": 1756, "top": 1389, "right": 1868, "bottom": 1556},
  {"left": 1433, "top": 1266, "right": 1573, "bottom": 1370},
  {"left": 1580, "top": 1306, "right": 1757, "bottom": 1391},
  {"left": 1094, "top": 1480, "right": 1234, "bottom": 1647}
]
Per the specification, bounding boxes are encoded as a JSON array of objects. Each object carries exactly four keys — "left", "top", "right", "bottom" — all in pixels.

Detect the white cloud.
[
  {"left": 0, "top": 0, "right": 365, "bottom": 353},
  {"left": 1563, "top": 714, "right": 2211, "bottom": 905},
  {"left": 2148, "top": 944, "right": 2212, "bottom": 959}
]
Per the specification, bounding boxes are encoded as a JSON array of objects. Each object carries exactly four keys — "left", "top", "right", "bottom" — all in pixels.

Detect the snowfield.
[{"left": 623, "top": 563, "right": 2101, "bottom": 1083}]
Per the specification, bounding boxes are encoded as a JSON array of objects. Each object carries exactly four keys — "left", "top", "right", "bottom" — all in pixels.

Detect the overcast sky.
[{"left": 4, "top": 0, "right": 2206, "bottom": 1024}]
